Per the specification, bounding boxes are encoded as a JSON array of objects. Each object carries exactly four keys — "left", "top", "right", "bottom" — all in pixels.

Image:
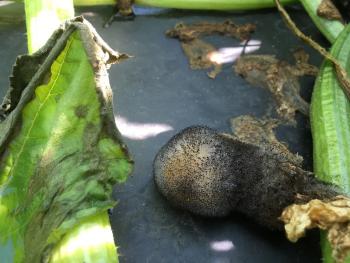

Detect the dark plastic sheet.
[{"left": 0, "top": 5, "right": 329, "bottom": 263}]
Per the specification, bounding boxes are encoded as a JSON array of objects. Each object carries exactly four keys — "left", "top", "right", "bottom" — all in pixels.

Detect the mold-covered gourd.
[{"left": 154, "top": 126, "right": 339, "bottom": 229}]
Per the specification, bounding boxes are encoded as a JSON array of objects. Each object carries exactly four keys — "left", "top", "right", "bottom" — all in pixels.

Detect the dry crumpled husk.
[
  {"left": 317, "top": 0, "right": 344, "bottom": 22},
  {"left": 281, "top": 196, "right": 350, "bottom": 262}
]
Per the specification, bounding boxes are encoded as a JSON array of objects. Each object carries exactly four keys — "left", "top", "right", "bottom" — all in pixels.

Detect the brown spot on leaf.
[{"left": 75, "top": 105, "right": 88, "bottom": 118}]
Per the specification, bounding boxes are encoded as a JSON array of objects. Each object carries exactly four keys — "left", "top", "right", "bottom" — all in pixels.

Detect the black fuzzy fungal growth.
[{"left": 154, "top": 126, "right": 340, "bottom": 229}]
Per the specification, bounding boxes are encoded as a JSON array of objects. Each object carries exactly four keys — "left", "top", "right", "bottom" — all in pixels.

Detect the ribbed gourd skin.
[
  {"left": 311, "top": 25, "right": 350, "bottom": 263},
  {"left": 311, "top": 25, "right": 350, "bottom": 195}
]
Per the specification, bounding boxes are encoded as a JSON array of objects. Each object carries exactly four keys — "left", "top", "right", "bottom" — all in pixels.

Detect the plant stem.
[
  {"left": 24, "top": 0, "right": 74, "bottom": 54},
  {"left": 50, "top": 212, "right": 118, "bottom": 263},
  {"left": 72, "top": 0, "right": 296, "bottom": 9}
]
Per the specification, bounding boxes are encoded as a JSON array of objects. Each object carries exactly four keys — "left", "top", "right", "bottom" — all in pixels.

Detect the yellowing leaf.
[{"left": 0, "top": 17, "right": 132, "bottom": 262}]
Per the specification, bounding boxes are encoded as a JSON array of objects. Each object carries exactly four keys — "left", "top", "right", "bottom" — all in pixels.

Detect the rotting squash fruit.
[{"left": 154, "top": 124, "right": 350, "bottom": 262}]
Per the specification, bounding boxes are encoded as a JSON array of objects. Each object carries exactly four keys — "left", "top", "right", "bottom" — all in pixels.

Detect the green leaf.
[
  {"left": 311, "top": 24, "right": 350, "bottom": 263},
  {"left": 0, "top": 17, "right": 132, "bottom": 262},
  {"left": 300, "top": 0, "right": 344, "bottom": 44}
]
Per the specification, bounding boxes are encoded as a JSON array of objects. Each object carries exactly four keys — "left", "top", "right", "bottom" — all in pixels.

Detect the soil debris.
[
  {"left": 234, "top": 49, "right": 318, "bottom": 125},
  {"left": 181, "top": 39, "right": 222, "bottom": 79},
  {"left": 166, "top": 20, "right": 255, "bottom": 79},
  {"left": 166, "top": 20, "right": 256, "bottom": 42},
  {"left": 317, "top": 0, "right": 344, "bottom": 22}
]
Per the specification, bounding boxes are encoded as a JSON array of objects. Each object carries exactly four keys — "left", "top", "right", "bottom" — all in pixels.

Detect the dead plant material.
[
  {"left": 181, "top": 39, "right": 222, "bottom": 79},
  {"left": 103, "top": 0, "right": 135, "bottom": 28},
  {"left": 166, "top": 20, "right": 255, "bottom": 79},
  {"left": 281, "top": 196, "right": 350, "bottom": 263},
  {"left": 166, "top": 20, "right": 256, "bottom": 42},
  {"left": 234, "top": 50, "right": 318, "bottom": 124},
  {"left": 230, "top": 115, "right": 303, "bottom": 166},
  {"left": 117, "top": 0, "right": 134, "bottom": 17},
  {"left": 317, "top": 0, "right": 344, "bottom": 22}
]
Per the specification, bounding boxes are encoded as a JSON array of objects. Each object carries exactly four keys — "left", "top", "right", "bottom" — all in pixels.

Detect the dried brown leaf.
[
  {"left": 166, "top": 20, "right": 255, "bottom": 42},
  {"left": 234, "top": 51, "right": 317, "bottom": 124},
  {"left": 317, "top": 0, "right": 344, "bottom": 22},
  {"left": 281, "top": 196, "right": 350, "bottom": 262}
]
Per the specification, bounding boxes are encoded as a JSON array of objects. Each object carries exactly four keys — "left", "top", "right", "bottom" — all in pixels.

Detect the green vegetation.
[
  {"left": 0, "top": 15, "right": 132, "bottom": 263},
  {"left": 311, "top": 24, "right": 350, "bottom": 263}
]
